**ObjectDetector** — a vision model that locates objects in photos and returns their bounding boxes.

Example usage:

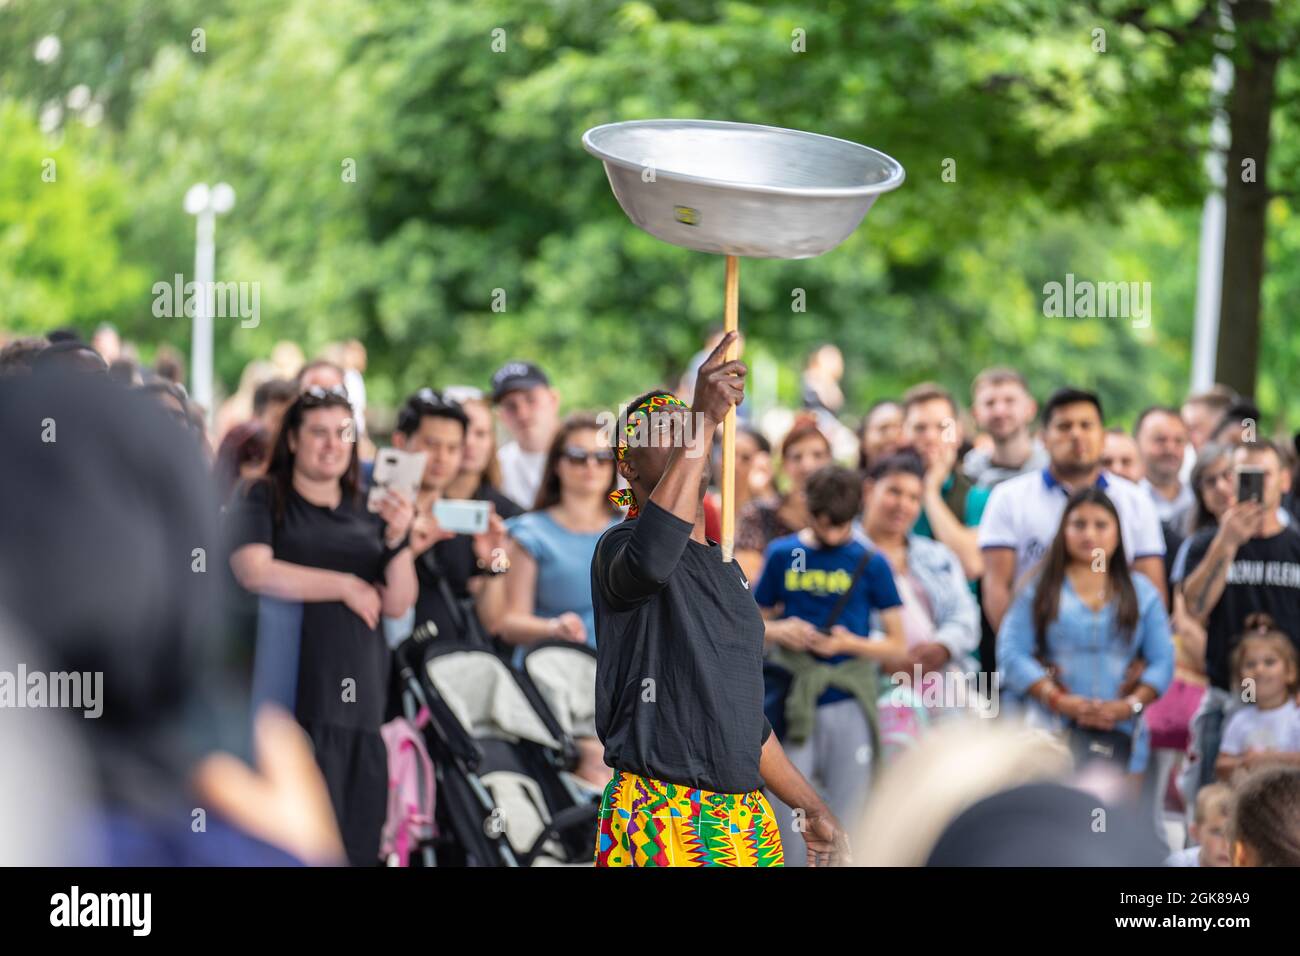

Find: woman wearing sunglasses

[227,386,417,865]
[500,414,621,649]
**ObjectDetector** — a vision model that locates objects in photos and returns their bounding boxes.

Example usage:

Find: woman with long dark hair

[443,385,522,519]
[997,486,1174,775]
[227,385,417,865]
[499,414,619,648]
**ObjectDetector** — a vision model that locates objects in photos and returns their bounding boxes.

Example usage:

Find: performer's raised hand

[690,330,746,426]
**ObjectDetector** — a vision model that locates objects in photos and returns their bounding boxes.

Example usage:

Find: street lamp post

[183,181,235,426]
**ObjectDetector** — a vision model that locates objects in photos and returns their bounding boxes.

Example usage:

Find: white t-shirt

[1164,845,1201,867]
[978,469,1166,578]
[1219,699,1300,755]
[497,441,547,511]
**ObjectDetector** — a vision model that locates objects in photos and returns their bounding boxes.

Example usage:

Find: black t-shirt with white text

[1183,524,1300,690]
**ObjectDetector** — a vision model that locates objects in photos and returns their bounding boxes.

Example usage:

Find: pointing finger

[701,331,738,369]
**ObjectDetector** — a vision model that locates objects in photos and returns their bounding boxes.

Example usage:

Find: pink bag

[379,708,437,866]
[1144,677,1206,752]
[875,687,929,763]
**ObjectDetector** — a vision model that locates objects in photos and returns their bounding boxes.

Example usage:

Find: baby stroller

[516,640,601,758]
[394,626,598,866]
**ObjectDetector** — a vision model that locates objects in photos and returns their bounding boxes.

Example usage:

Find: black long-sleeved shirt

[591,500,771,794]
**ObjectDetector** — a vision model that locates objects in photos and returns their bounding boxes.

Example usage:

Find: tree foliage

[1,0,1297,429]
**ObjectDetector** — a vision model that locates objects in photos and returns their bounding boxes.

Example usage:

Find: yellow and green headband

[609,392,690,517]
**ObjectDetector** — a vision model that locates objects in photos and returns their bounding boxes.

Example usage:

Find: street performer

[591,331,850,867]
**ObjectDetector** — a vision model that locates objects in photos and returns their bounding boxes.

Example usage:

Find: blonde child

[1165,782,1233,866]
[1215,613,1300,780]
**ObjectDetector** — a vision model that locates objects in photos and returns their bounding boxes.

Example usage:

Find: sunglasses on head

[443,385,483,405]
[562,446,615,465]
[412,387,463,412]
[302,384,350,406]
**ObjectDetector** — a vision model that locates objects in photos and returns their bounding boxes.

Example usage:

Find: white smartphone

[433,498,491,535]
[367,448,426,512]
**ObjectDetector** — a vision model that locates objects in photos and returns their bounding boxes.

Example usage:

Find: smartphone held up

[1237,465,1265,505]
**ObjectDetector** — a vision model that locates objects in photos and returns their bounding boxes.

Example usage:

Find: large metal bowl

[582,119,905,259]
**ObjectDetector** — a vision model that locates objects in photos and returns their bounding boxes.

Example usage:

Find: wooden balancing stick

[721,254,740,563]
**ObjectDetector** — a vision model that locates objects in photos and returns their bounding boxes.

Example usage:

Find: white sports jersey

[497,441,546,511]
[978,468,1165,577]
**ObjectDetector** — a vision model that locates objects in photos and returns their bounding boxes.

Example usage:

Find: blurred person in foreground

[592,333,848,867]
[1230,767,1300,866]
[854,721,1072,865]
[0,335,48,376]
[855,720,1165,866]
[924,781,1167,866]
[0,370,341,865]
[33,339,109,376]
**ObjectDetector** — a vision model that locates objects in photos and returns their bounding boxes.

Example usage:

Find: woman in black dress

[228,386,417,865]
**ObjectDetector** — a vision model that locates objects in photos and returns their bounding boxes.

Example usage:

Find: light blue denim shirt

[997,572,1174,737]
[857,530,981,670]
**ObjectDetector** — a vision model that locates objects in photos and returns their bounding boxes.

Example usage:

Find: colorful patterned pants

[594,769,784,867]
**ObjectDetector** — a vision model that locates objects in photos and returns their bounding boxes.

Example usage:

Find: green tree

[0,100,145,332]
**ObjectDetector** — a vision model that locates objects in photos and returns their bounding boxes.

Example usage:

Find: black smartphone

[1237,465,1265,504]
